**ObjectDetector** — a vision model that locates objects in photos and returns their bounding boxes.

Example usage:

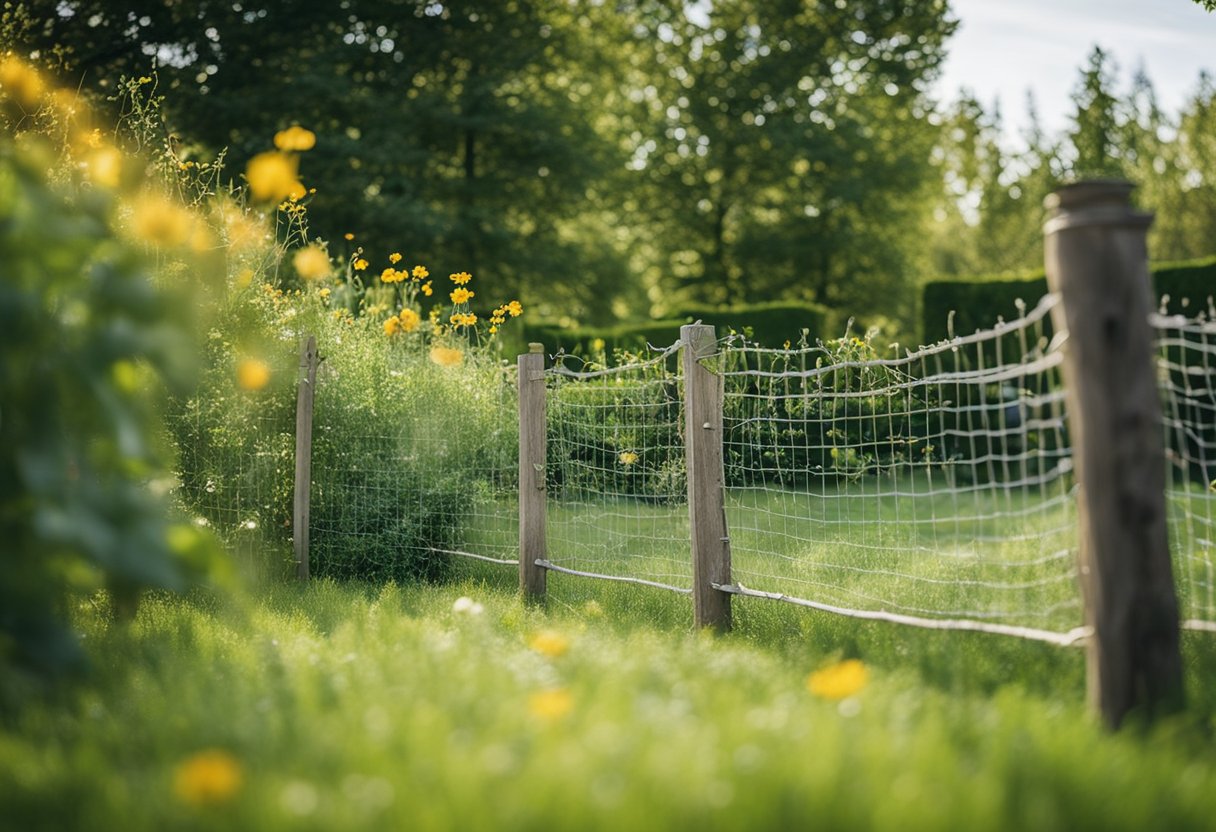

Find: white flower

[452,596,484,616]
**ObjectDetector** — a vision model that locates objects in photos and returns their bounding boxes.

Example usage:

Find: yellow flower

[319,287,331,299]
[506,300,523,317]
[618,451,639,466]
[527,630,569,658]
[0,57,46,110]
[273,125,316,152]
[292,245,331,281]
[528,688,573,722]
[412,265,429,280]
[449,312,476,327]
[172,749,243,807]
[421,282,433,297]
[398,308,421,332]
[389,252,403,264]
[236,359,271,391]
[383,317,401,335]
[449,287,474,304]
[344,232,355,241]
[489,325,498,334]
[429,346,464,367]
[245,151,302,203]
[85,145,123,188]
[353,258,368,271]
[450,271,472,285]
[806,659,868,700]
[130,193,195,248]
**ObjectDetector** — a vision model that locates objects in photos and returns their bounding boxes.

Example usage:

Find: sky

[935,0,1216,144]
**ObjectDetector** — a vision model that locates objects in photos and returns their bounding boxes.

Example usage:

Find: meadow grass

[2,564,1215,832]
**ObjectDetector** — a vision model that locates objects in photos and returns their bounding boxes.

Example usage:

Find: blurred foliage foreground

[0,60,226,680]
[0,56,527,686]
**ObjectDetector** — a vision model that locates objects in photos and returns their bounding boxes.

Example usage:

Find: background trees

[5,0,1215,338]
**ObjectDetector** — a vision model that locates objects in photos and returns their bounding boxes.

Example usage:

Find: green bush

[171,288,518,584]
[523,301,832,360]
[921,255,1216,343]
[0,126,222,678]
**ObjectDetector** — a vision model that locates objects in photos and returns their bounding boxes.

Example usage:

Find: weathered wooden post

[518,343,548,601]
[294,335,319,581]
[681,324,732,631]
[1043,180,1184,728]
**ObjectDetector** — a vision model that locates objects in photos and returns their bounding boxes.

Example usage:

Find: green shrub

[171,286,519,584]
[921,255,1216,343]
[0,91,223,678]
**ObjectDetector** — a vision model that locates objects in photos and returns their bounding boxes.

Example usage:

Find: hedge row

[521,300,832,358]
[922,255,1216,343]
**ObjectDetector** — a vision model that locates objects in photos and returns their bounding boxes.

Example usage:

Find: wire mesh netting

[544,343,692,593]
[1154,306,1216,630]
[715,294,1084,640]
[307,357,520,581]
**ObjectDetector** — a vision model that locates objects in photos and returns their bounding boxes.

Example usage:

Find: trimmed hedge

[922,255,1216,344]
[522,300,832,358]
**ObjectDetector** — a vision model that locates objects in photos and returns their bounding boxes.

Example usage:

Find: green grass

[2,569,1215,831]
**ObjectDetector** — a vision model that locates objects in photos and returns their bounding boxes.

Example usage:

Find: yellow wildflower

[236,358,271,391]
[450,271,472,285]
[292,244,331,281]
[618,451,639,466]
[344,232,355,241]
[319,287,331,299]
[0,57,46,110]
[398,308,421,333]
[506,300,523,317]
[449,312,476,327]
[85,145,123,188]
[489,325,498,334]
[389,252,403,264]
[527,630,569,658]
[353,258,368,271]
[273,125,316,152]
[383,317,401,336]
[412,265,429,280]
[429,346,464,367]
[528,689,573,722]
[806,659,868,700]
[245,151,302,203]
[450,287,474,304]
[130,192,194,248]
[421,282,433,297]
[172,749,243,807]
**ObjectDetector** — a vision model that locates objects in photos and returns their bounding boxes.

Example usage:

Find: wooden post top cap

[528,342,544,354]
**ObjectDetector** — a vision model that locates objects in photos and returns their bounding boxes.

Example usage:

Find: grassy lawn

[2,565,1215,831]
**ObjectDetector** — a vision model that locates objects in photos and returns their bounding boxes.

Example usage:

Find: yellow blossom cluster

[450,271,472,285]
[293,244,331,280]
[487,299,523,334]
[384,307,421,335]
[172,749,243,807]
[806,659,868,700]
[449,286,474,305]
[246,125,315,203]
[449,312,477,327]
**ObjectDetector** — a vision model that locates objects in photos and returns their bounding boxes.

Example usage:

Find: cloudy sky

[936,0,1216,142]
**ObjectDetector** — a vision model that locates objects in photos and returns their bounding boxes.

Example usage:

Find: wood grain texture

[294,335,318,581]
[681,324,732,632]
[518,344,548,601]
[1044,181,1183,728]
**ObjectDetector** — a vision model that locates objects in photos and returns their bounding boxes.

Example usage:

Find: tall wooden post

[294,335,319,581]
[682,324,732,631]
[1043,180,1183,728]
[518,343,548,601]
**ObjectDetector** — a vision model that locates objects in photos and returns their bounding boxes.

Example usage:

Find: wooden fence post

[1043,180,1184,728]
[682,324,732,631]
[519,343,548,601]
[294,335,319,581]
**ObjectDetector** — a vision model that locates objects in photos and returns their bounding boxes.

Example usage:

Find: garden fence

[245,181,1216,727]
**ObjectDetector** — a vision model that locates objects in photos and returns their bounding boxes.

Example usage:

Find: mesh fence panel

[1154,307,1216,629]
[717,295,1084,637]
[544,344,692,592]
